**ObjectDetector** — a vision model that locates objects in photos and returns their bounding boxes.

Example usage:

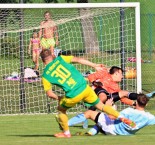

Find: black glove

[92,81,103,87]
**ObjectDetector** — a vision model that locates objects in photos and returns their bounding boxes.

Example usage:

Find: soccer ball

[125,67,136,79]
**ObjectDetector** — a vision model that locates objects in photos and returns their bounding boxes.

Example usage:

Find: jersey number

[51,64,71,84]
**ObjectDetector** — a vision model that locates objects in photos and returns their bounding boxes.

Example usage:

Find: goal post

[0,2,141,115]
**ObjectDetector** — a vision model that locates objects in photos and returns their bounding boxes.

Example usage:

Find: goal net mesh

[0,6,137,115]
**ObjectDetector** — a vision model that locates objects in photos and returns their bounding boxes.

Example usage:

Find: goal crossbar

[0,2,140,9]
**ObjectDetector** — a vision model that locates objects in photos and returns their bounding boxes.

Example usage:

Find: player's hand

[92,81,103,87]
[120,117,136,128]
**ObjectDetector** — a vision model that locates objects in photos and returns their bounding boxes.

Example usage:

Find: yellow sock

[58,113,69,131]
[102,105,120,118]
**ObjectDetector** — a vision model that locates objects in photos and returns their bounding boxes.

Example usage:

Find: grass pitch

[1,113,155,145]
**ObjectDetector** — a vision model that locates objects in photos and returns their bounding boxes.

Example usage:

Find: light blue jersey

[114,107,155,135]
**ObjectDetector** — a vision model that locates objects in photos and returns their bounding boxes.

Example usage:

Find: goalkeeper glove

[92,81,103,87]
[120,117,136,128]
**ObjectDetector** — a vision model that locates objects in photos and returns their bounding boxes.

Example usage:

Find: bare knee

[84,110,98,121]
[98,93,107,103]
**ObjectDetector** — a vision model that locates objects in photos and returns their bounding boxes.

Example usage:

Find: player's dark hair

[137,93,149,107]
[109,66,123,74]
[40,49,51,62]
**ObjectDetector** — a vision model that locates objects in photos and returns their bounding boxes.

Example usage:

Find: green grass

[1,114,155,145]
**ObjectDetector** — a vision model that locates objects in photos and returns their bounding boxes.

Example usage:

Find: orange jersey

[87,68,121,93]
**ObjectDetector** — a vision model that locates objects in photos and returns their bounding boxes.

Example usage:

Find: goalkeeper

[40,49,135,138]
[80,93,155,136]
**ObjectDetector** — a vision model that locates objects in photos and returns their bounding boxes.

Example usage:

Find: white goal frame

[0,2,141,93]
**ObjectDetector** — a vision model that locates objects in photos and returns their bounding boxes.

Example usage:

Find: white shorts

[98,113,116,135]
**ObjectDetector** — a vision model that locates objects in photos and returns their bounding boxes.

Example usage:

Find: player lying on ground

[40,49,135,138]
[81,93,155,136]
[68,66,155,128]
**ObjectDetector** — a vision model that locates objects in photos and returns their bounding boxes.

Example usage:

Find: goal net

[0,3,141,115]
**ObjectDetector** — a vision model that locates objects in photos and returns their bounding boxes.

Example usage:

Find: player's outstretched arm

[71,56,104,71]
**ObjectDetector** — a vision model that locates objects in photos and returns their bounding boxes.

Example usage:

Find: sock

[58,112,69,131]
[64,130,70,135]
[87,125,99,135]
[102,105,120,118]
[146,91,155,98]
[68,113,86,126]
[128,93,137,100]
[120,97,134,106]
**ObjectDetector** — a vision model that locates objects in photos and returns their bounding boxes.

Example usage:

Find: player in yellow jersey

[40,49,135,138]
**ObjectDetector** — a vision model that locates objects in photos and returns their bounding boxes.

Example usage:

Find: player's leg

[68,113,87,127]
[110,91,135,106]
[94,87,108,103]
[87,113,116,136]
[54,105,71,138]
[68,86,102,127]
[88,87,110,111]
[56,91,89,137]
[68,85,99,128]
[146,91,155,98]
[69,87,112,128]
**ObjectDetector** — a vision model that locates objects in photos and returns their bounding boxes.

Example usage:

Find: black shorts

[94,87,120,102]
[94,87,110,98]
[94,112,101,123]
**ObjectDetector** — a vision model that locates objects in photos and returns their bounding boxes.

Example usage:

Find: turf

[0,114,155,145]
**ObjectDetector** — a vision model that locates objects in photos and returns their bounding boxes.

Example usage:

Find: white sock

[64,130,70,135]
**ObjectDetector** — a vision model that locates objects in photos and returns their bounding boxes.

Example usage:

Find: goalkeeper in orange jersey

[40,49,135,138]
[87,66,137,108]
